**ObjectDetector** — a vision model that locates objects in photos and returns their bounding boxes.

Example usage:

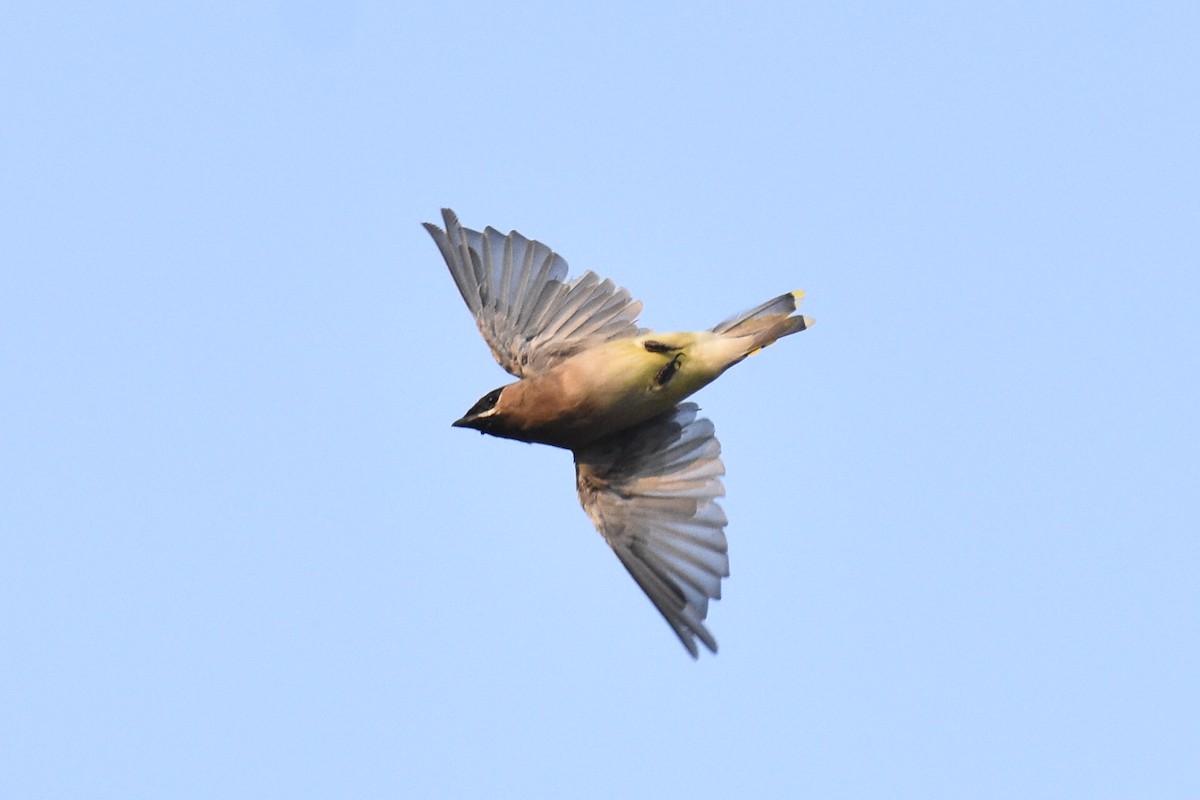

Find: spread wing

[574,403,729,657]
[424,208,644,378]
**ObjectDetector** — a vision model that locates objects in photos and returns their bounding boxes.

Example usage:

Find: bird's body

[460,326,792,448]
[425,209,813,656]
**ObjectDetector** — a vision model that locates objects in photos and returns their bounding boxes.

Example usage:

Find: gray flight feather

[424,209,644,378]
[574,403,729,657]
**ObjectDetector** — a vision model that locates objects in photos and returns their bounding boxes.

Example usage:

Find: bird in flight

[425,209,814,656]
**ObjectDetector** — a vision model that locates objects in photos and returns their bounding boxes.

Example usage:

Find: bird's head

[452,386,509,436]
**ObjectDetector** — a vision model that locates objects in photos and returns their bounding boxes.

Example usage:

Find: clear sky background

[4,2,1198,798]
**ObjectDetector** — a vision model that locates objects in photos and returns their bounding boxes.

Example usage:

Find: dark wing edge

[574,403,729,658]
[423,208,643,377]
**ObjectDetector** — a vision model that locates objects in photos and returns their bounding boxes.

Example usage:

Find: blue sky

[4,1,1198,797]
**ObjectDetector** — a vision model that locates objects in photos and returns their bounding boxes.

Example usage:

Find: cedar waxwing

[425,209,813,657]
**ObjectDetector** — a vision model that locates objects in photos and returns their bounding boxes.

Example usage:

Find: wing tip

[695,625,718,656]
[669,613,718,659]
[423,208,462,239]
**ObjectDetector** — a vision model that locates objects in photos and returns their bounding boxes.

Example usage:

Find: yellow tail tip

[790,290,806,306]
[802,315,815,328]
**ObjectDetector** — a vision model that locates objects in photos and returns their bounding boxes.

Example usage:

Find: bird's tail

[710,290,813,359]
